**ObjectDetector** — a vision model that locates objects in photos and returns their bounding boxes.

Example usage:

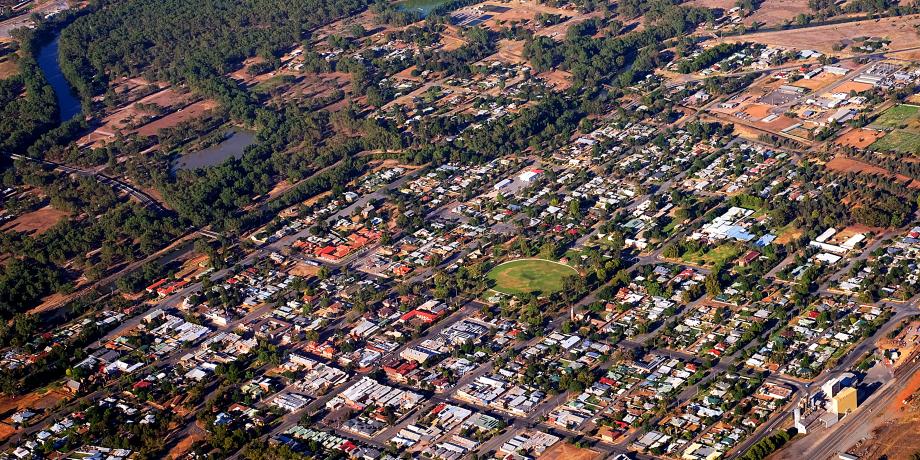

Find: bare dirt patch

[0,58,17,79]
[826,156,920,188]
[737,103,772,119]
[289,262,322,278]
[775,226,803,245]
[166,424,205,459]
[793,72,842,90]
[835,81,875,94]
[743,0,811,26]
[440,33,466,52]
[835,128,886,149]
[2,206,68,236]
[135,100,219,137]
[714,15,920,54]
[540,442,602,460]
[495,39,526,64]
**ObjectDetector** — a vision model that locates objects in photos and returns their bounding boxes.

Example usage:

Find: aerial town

[0,0,919,459]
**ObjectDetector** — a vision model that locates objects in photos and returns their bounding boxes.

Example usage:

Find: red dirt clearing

[826,156,920,188]
[1,206,69,236]
[836,128,886,149]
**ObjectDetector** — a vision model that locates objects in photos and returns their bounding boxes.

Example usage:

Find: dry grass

[0,58,17,79]
[744,0,811,26]
[713,15,920,54]
[289,262,322,278]
[1,206,69,236]
[540,442,602,460]
[135,100,219,137]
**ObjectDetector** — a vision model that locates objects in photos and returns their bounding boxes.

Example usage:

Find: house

[737,250,761,267]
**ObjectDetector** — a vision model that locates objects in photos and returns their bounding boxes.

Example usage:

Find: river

[172,130,256,172]
[35,35,81,122]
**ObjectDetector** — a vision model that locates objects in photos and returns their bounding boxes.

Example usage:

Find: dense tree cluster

[58,0,370,104]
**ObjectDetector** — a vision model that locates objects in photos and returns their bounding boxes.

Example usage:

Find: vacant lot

[2,206,69,236]
[135,99,219,137]
[0,58,16,79]
[541,442,601,460]
[714,15,920,54]
[487,258,577,295]
[681,243,743,267]
[743,0,811,26]
[835,128,885,149]
[826,156,920,188]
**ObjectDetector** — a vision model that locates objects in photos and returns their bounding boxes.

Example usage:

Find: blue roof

[755,234,776,247]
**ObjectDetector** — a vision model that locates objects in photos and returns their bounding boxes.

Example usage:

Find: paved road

[10,154,166,212]
[731,296,920,458]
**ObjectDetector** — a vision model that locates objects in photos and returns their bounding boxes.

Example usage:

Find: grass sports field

[487,259,578,295]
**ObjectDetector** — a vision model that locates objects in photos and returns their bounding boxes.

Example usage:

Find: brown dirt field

[685,0,734,8]
[738,103,772,119]
[495,39,526,64]
[848,369,920,460]
[775,227,802,245]
[440,34,466,52]
[540,442,601,460]
[540,70,572,89]
[0,59,17,79]
[229,56,267,85]
[135,100,218,137]
[289,262,322,278]
[1,206,68,236]
[0,388,68,416]
[265,180,294,200]
[285,72,351,102]
[714,15,920,54]
[835,81,875,94]
[176,255,209,279]
[758,114,799,131]
[826,156,920,188]
[166,426,205,459]
[139,87,191,108]
[840,223,883,236]
[0,423,15,442]
[743,0,811,26]
[793,72,842,90]
[835,128,886,149]
[731,123,764,141]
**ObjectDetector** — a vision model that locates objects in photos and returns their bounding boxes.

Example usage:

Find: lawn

[680,243,743,267]
[870,129,920,154]
[487,259,578,295]
[870,104,920,129]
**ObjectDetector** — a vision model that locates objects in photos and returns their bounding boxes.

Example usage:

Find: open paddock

[825,156,920,188]
[712,15,920,54]
[1,206,69,236]
[835,128,886,149]
[870,129,920,155]
[135,99,219,137]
